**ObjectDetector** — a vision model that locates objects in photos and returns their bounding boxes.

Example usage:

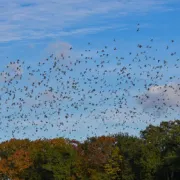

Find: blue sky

[0,0,180,142]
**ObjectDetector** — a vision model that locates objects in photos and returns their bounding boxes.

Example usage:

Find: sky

[0,0,180,142]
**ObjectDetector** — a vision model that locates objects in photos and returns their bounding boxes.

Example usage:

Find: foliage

[0,120,179,180]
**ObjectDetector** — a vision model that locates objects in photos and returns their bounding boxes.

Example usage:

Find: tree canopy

[0,120,179,180]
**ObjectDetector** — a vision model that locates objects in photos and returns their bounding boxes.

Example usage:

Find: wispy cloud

[0,0,177,42]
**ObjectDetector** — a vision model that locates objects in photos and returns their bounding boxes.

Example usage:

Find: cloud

[0,0,177,42]
[0,61,23,82]
[136,83,180,112]
[46,41,72,59]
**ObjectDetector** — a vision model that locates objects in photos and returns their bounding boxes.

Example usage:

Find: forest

[0,120,179,180]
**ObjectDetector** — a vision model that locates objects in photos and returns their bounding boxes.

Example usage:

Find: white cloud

[0,0,177,42]
[137,82,180,111]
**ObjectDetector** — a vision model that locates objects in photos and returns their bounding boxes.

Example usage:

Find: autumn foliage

[0,120,179,180]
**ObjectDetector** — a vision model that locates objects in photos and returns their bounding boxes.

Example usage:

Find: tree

[30,138,78,180]
[78,136,116,179]
[115,133,142,180]
[141,120,180,180]
[104,146,123,180]
[0,139,32,180]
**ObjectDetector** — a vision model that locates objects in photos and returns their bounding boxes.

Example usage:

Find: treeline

[0,120,179,180]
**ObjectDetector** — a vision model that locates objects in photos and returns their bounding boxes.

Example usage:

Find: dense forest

[0,120,179,180]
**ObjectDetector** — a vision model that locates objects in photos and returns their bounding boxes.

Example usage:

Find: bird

[0,25,179,143]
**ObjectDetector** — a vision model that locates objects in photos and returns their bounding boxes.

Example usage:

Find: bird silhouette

[0,25,179,141]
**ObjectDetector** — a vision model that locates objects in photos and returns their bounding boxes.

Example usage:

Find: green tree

[104,146,123,180]
[141,120,180,180]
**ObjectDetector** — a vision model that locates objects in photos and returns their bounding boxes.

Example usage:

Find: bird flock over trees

[0,24,179,141]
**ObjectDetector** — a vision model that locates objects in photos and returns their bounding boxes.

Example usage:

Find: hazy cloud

[46,41,72,59]
[0,61,23,82]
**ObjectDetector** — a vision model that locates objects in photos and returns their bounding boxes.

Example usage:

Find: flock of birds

[0,24,180,141]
